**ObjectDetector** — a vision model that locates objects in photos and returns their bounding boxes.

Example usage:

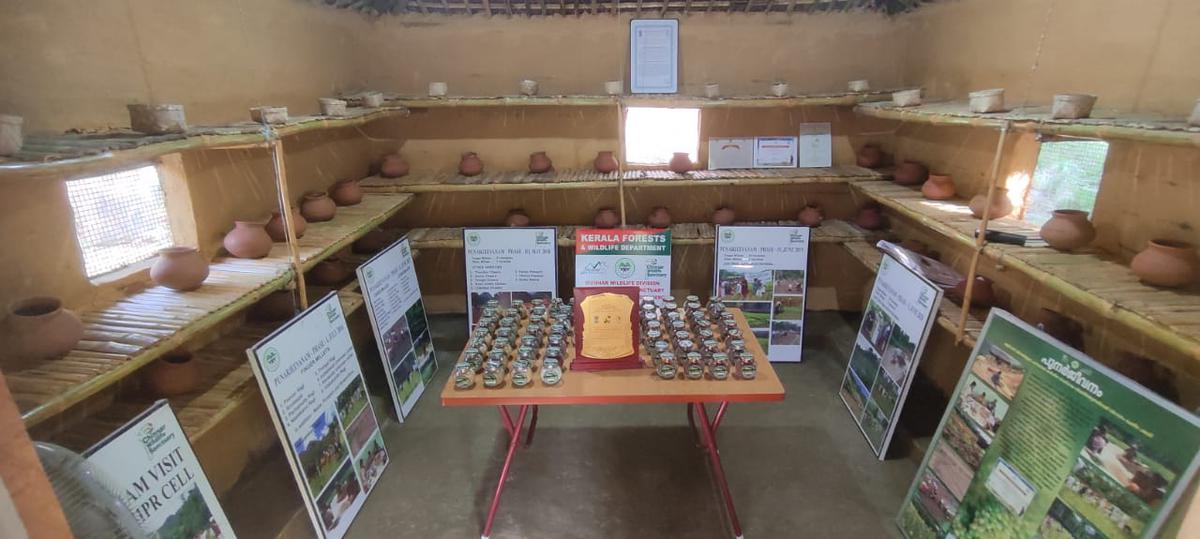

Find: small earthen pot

[712,207,736,226]
[968,187,1014,219]
[3,297,84,360]
[301,191,337,222]
[143,351,200,397]
[893,161,929,186]
[529,151,553,174]
[921,174,957,200]
[309,257,352,286]
[1130,239,1200,288]
[352,228,390,254]
[265,209,307,242]
[950,276,996,308]
[251,291,298,322]
[594,208,620,229]
[647,206,672,228]
[1033,308,1084,351]
[329,179,363,206]
[150,247,209,291]
[380,154,410,178]
[855,204,885,231]
[856,144,885,169]
[798,204,824,227]
[1039,209,1095,251]
[594,151,619,173]
[506,209,531,227]
[668,152,693,174]
[459,152,484,176]
[223,221,273,259]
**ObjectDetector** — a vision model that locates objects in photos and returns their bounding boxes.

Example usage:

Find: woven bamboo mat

[624,166,881,184]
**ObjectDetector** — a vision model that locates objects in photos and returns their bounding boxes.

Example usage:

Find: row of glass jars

[454,298,573,390]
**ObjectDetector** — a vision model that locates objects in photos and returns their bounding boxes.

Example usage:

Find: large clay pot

[251,291,297,322]
[921,174,957,200]
[668,152,693,173]
[1039,209,1095,251]
[265,209,307,242]
[594,151,619,173]
[855,205,885,231]
[1130,240,1200,288]
[893,161,929,186]
[459,152,484,177]
[143,351,200,396]
[856,144,885,169]
[301,191,337,222]
[380,154,410,178]
[150,247,209,291]
[647,206,672,228]
[968,187,1014,219]
[798,204,824,227]
[353,228,390,253]
[712,207,736,226]
[950,276,995,308]
[329,179,363,206]
[309,257,352,286]
[223,221,273,259]
[594,208,620,229]
[529,152,553,174]
[4,297,84,360]
[1033,308,1084,351]
[506,209,531,227]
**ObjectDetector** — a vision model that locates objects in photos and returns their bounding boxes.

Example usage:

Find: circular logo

[467,232,481,246]
[615,257,636,278]
[264,348,281,372]
[722,229,734,241]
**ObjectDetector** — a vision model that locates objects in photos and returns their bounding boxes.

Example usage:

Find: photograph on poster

[847,335,882,395]
[717,268,773,301]
[316,462,363,532]
[412,332,434,368]
[929,442,974,502]
[773,269,806,294]
[942,411,987,470]
[513,291,554,303]
[383,317,413,371]
[1040,498,1107,539]
[344,405,380,456]
[294,409,351,498]
[772,295,804,320]
[336,379,369,426]
[956,374,1011,440]
[869,372,901,417]
[880,322,918,383]
[769,320,803,345]
[393,352,422,406]
[860,301,895,353]
[841,373,866,419]
[355,432,388,494]
[915,469,960,529]
[157,486,223,539]
[860,401,890,449]
[970,346,1026,401]
[404,301,428,343]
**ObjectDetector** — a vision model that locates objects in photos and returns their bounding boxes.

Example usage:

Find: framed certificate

[753,136,798,168]
[630,19,679,94]
[572,287,643,370]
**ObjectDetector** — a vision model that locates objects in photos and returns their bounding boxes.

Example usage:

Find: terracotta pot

[950,276,995,308]
[1039,209,1095,251]
[353,228,390,253]
[529,151,553,174]
[150,247,209,291]
[329,179,363,207]
[668,152,693,174]
[251,291,297,322]
[143,352,200,396]
[798,204,824,227]
[223,221,273,259]
[712,207,736,226]
[647,206,672,228]
[1130,240,1200,288]
[968,187,1014,219]
[921,174,957,200]
[459,152,484,177]
[309,257,352,286]
[1033,308,1084,351]
[505,209,531,227]
[893,161,929,186]
[594,151,619,173]
[855,205,885,231]
[380,154,410,178]
[265,209,307,242]
[4,297,84,360]
[856,144,885,169]
[301,191,337,222]
[594,208,620,229]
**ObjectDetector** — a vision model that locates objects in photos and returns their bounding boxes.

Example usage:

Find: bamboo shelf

[382,88,907,109]
[854,101,1200,147]
[288,193,415,270]
[621,166,882,186]
[850,181,1200,372]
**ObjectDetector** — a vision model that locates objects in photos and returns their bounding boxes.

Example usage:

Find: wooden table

[442,309,785,539]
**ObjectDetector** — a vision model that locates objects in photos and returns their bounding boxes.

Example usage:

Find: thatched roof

[315,0,931,16]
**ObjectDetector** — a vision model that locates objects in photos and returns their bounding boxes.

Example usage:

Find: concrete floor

[233,311,921,538]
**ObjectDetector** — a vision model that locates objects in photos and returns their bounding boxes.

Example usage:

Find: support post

[955,121,1009,343]
[268,135,309,309]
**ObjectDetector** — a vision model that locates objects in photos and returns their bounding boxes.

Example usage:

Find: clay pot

[529,151,553,174]
[380,154,410,178]
[968,187,1014,219]
[647,206,672,228]
[251,291,297,322]
[301,191,337,222]
[1033,308,1084,351]
[1051,94,1097,120]
[950,276,996,308]
[329,179,363,207]
[594,208,620,229]
[3,297,84,360]
[1130,240,1200,288]
[150,247,209,291]
[893,161,929,186]
[856,144,885,169]
[712,207,736,226]
[855,205,885,231]
[668,152,693,173]
[459,152,484,177]
[798,204,824,227]
[143,352,200,397]
[223,221,273,259]
[594,151,619,173]
[505,209,531,227]
[309,257,352,286]
[265,209,307,242]
[921,174,957,200]
[1039,209,1095,251]
[0,114,24,156]
[353,228,390,253]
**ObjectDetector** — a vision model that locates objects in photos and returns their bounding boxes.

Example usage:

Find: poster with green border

[897,309,1200,539]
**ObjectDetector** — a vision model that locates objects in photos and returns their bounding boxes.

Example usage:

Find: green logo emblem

[722,229,734,241]
[467,232,481,246]
[264,347,281,372]
[615,257,636,278]
[365,267,375,282]
[325,303,338,322]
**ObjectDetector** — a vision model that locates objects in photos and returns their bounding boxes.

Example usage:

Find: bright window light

[67,165,174,278]
[624,107,700,165]
[1022,140,1109,226]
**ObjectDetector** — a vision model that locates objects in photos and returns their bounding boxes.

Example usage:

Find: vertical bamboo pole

[616,100,627,226]
[269,136,309,309]
[955,121,1009,344]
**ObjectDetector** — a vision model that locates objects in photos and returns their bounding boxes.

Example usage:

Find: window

[624,107,700,165]
[67,165,174,278]
[1022,140,1109,226]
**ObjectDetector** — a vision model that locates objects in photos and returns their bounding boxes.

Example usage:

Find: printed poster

[575,228,672,297]
[753,136,798,168]
[838,252,942,458]
[897,310,1200,539]
[712,225,809,362]
[629,19,678,94]
[357,236,435,421]
[463,227,558,328]
[86,400,235,539]
[247,293,389,539]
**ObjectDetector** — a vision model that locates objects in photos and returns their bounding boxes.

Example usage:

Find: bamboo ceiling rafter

[315,0,931,15]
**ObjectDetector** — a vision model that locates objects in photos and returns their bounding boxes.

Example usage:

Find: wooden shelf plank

[382,88,910,110]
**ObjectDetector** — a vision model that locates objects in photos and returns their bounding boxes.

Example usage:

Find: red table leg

[482,405,528,539]
[498,406,515,438]
[694,402,744,539]
[525,405,539,447]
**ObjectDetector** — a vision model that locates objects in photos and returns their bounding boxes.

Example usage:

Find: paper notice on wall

[797,123,832,168]
[464,227,559,328]
[575,228,672,297]
[629,19,678,94]
[753,137,798,168]
[708,138,755,169]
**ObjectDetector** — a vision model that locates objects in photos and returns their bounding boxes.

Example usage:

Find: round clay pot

[529,152,553,174]
[506,209,531,227]
[668,152,693,174]
[301,191,337,222]
[223,221,273,259]
[1033,308,1084,351]
[950,276,995,308]
[712,207,736,226]
[594,208,620,229]
[798,204,824,227]
[380,154,410,178]
[968,187,1014,219]
[459,152,484,177]
[1039,209,1095,251]
[150,247,209,291]
[352,228,390,254]
[309,257,352,286]
[143,351,200,397]
[3,297,84,360]
[856,144,885,169]
[594,151,619,173]
[855,205,885,231]
[647,206,672,228]
[329,179,363,207]
[1130,239,1200,288]
[265,209,307,242]
[251,291,297,322]
[893,161,929,186]
[921,174,957,200]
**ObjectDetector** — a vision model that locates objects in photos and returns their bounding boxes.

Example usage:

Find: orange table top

[441,308,786,406]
